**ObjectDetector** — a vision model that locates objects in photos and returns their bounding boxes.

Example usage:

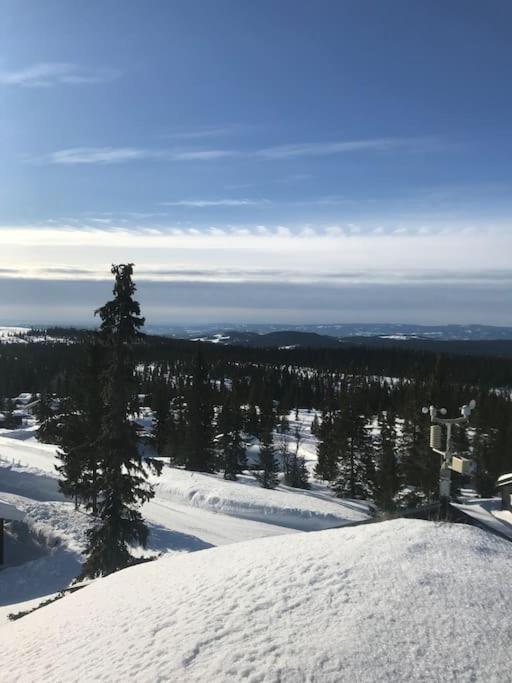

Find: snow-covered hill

[2,519,511,682]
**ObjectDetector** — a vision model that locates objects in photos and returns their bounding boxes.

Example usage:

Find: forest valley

[1,265,511,579]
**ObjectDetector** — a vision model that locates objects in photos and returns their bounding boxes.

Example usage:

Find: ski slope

[2,519,511,682]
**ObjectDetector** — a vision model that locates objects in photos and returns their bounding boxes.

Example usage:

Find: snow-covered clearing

[2,519,511,682]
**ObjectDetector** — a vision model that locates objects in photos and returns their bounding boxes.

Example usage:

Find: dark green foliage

[152,381,172,458]
[217,393,246,480]
[315,411,340,481]
[374,411,399,512]
[55,342,104,514]
[255,400,279,489]
[182,352,216,472]
[81,264,160,579]
[284,422,310,489]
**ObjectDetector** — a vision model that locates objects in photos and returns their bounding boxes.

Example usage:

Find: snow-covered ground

[0,413,370,614]
[2,518,511,682]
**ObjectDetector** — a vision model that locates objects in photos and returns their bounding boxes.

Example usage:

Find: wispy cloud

[168,149,237,161]
[47,147,146,164]
[40,146,236,165]
[165,125,245,140]
[0,62,120,87]
[160,199,268,207]
[254,138,415,160]
[37,136,432,165]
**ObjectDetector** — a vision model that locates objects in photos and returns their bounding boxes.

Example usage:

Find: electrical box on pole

[430,425,442,450]
[450,456,473,476]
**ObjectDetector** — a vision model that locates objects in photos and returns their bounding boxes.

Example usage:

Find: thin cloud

[48,147,147,164]
[254,137,414,160]
[165,125,245,140]
[0,62,120,87]
[168,149,237,161]
[160,199,269,207]
[37,136,432,165]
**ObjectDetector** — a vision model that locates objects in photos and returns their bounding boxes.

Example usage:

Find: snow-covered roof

[2,519,512,681]
[497,473,512,487]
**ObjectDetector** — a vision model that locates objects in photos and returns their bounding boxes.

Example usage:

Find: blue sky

[1,0,512,325]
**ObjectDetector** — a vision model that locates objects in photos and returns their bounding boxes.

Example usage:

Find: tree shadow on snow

[0,466,64,502]
[145,522,214,555]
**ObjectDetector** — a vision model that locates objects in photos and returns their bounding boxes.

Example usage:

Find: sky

[1,0,512,326]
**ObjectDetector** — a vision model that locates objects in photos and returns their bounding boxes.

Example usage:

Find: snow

[0,498,26,521]
[0,418,369,613]
[154,469,369,530]
[2,519,511,682]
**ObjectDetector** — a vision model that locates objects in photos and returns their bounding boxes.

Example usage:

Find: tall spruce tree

[183,352,215,472]
[255,401,279,489]
[374,411,399,512]
[315,411,341,481]
[81,264,160,578]
[217,393,246,480]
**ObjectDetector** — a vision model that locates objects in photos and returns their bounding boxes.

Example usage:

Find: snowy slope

[2,519,511,682]
[0,424,369,611]
[155,469,369,530]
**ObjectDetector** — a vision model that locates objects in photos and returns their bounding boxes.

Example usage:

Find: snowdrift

[155,468,370,530]
[3,519,511,682]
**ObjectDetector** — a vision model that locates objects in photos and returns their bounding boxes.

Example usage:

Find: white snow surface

[155,469,369,530]
[2,518,511,682]
[0,418,369,612]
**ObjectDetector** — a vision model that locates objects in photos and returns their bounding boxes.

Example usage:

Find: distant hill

[149,322,512,342]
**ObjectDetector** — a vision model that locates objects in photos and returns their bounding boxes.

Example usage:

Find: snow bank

[2,519,511,682]
[155,468,370,530]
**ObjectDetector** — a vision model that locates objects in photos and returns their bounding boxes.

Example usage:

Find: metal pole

[423,401,476,521]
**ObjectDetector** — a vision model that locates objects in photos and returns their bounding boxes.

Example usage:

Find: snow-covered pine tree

[81,264,161,578]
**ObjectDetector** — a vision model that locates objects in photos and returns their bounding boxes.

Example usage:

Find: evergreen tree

[183,352,216,472]
[152,380,172,458]
[284,422,310,489]
[255,401,279,489]
[315,411,340,481]
[332,402,375,500]
[217,393,246,480]
[35,390,53,423]
[374,411,399,512]
[81,264,161,578]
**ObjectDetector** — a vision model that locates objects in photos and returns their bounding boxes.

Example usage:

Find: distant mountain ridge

[148,322,512,342]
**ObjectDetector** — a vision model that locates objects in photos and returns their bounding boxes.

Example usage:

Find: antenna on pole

[421,400,476,519]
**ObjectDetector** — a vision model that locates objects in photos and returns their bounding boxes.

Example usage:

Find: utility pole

[422,400,476,519]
